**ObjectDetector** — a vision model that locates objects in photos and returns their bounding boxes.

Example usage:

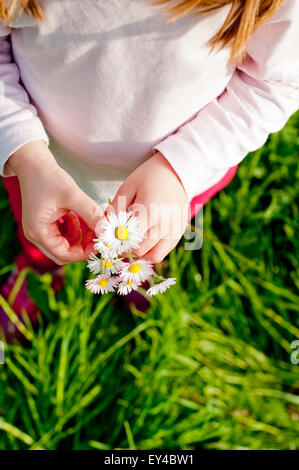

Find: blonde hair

[151,0,284,60]
[0,0,43,23]
[1,0,284,60]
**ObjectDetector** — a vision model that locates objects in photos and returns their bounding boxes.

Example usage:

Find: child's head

[1,0,284,60]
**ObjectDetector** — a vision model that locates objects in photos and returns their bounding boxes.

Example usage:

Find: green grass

[0,113,299,450]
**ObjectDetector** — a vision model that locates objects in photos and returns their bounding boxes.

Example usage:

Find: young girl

[0,0,298,322]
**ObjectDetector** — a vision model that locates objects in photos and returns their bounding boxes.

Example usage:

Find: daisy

[85,275,119,295]
[87,253,102,274]
[146,278,176,296]
[119,259,154,285]
[93,238,117,259]
[103,258,125,276]
[118,280,138,296]
[100,211,143,256]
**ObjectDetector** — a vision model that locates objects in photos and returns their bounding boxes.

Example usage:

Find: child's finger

[94,216,107,237]
[69,191,104,231]
[81,228,96,249]
[133,236,156,258]
[58,212,82,246]
[83,241,96,258]
[142,236,180,264]
[32,240,66,266]
[35,222,88,265]
[34,238,85,265]
[129,197,161,236]
[133,224,166,258]
[109,180,136,214]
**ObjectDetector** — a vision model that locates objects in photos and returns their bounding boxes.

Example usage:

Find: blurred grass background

[0,113,298,450]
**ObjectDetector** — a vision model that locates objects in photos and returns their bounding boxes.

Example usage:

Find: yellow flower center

[98,278,109,287]
[105,243,111,248]
[129,264,141,274]
[115,225,128,241]
[126,280,134,286]
[104,260,114,268]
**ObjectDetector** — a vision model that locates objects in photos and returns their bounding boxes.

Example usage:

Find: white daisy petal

[103,258,125,276]
[146,278,176,296]
[100,211,143,256]
[119,259,154,285]
[117,280,138,296]
[85,275,119,295]
[118,211,127,226]
[87,253,102,274]
[93,238,117,259]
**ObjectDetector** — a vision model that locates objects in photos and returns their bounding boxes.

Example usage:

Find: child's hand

[108,152,189,263]
[8,141,103,265]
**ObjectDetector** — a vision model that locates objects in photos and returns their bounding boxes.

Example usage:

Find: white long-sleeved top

[0,0,299,204]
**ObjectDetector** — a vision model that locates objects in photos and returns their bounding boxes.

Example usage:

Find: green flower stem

[100,257,105,274]
[152,272,164,282]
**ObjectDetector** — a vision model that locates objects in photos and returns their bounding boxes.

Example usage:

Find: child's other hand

[8,141,103,265]
[108,152,189,263]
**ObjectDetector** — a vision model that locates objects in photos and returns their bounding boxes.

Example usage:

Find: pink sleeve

[0,24,49,176]
[153,0,299,201]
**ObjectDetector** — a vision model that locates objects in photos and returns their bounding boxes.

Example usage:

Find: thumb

[69,189,104,232]
[109,180,136,215]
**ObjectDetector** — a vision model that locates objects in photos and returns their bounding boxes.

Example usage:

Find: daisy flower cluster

[85,211,176,297]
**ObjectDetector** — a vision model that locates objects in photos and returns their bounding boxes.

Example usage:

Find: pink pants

[2,166,238,270]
